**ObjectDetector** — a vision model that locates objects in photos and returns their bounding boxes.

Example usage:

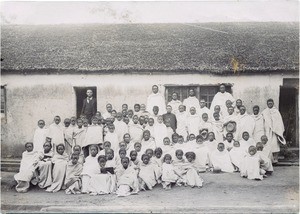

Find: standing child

[47,116,64,154]
[36,141,54,189]
[211,112,224,143]
[229,141,246,171]
[161,137,174,159]
[199,113,212,133]
[33,120,47,152]
[223,132,234,151]
[209,143,234,173]
[194,135,210,172]
[172,149,188,186]
[134,142,143,161]
[163,105,177,132]
[72,145,84,164]
[187,107,201,136]
[81,145,99,194]
[252,105,265,143]
[63,118,74,155]
[46,144,69,192]
[239,131,256,152]
[141,130,156,153]
[99,141,111,156]
[104,124,119,153]
[73,118,86,149]
[144,117,155,138]
[161,154,179,190]
[138,154,158,191]
[256,142,273,175]
[204,132,218,154]
[63,154,83,194]
[176,105,188,141]
[128,115,144,143]
[129,150,140,167]
[14,142,40,193]
[153,115,168,148]
[114,112,129,143]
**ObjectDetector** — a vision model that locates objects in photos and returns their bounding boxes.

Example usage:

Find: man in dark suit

[81,89,97,124]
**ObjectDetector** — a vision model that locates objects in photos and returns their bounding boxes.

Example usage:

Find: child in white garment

[33,120,47,152]
[209,143,234,173]
[229,141,246,172]
[161,154,179,190]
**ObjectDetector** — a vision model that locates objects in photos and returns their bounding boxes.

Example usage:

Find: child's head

[200,99,206,108]
[248,146,257,156]
[141,154,150,165]
[163,137,171,145]
[98,155,107,168]
[261,135,268,145]
[123,133,131,143]
[54,116,61,124]
[242,132,249,141]
[130,150,138,161]
[56,143,65,155]
[148,118,154,126]
[152,85,159,94]
[157,115,163,124]
[37,120,45,129]
[267,99,274,109]
[70,117,77,126]
[108,124,115,133]
[178,135,184,144]
[122,104,128,111]
[217,143,225,152]
[145,148,154,159]
[154,147,163,159]
[226,133,234,142]
[163,154,172,164]
[103,141,111,150]
[121,157,130,169]
[213,112,220,121]
[165,121,171,128]
[256,142,264,151]
[73,145,81,154]
[90,144,99,157]
[122,109,128,117]
[172,92,178,100]
[239,105,246,115]
[25,142,34,152]
[153,106,159,115]
[196,135,203,144]
[208,132,215,141]
[189,89,195,97]
[225,100,232,108]
[43,142,52,153]
[189,134,196,141]
[233,141,240,147]
[189,107,196,115]
[132,115,139,124]
[202,113,208,122]
[227,106,234,115]
[172,133,179,143]
[77,118,83,127]
[166,105,172,113]
[127,110,134,118]
[111,110,117,118]
[140,104,146,112]
[106,103,113,113]
[119,141,127,150]
[91,116,98,125]
[105,149,114,160]
[214,105,221,113]
[83,119,89,127]
[95,111,101,117]
[119,148,127,159]
[134,104,140,112]
[236,99,243,108]
[179,105,185,113]
[219,84,226,93]
[253,105,260,115]
[185,152,196,163]
[116,112,123,121]
[139,116,145,125]
[71,154,79,165]
[144,115,149,124]
[123,116,130,125]
[175,149,184,160]
[143,130,151,141]
[64,118,71,127]
[134,142,141,152]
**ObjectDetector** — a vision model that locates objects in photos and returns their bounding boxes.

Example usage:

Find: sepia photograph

[1,1,299,213]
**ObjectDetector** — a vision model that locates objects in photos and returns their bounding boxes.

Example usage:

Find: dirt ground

[1,166,299,213]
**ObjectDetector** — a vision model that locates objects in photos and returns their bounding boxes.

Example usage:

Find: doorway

[279,78,299,147]
[74,87,97,118]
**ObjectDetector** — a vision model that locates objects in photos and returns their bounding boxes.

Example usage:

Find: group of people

[14,84,286,196]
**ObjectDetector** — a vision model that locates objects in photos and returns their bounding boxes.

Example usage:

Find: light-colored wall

[1,72,297,158]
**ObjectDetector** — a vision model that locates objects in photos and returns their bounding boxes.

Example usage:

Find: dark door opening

[279,79,299,147]
[74,87,97,118]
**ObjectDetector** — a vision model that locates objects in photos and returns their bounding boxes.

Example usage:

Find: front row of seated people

[14,130,273,196]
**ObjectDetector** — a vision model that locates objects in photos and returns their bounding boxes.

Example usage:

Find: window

[1,85,6,119]
[74,87,97,118]
[165,84,232,109]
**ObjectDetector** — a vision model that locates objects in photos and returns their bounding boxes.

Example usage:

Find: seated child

[129,150,140,167]
[161,154,179,190]
[36,141,54,189]
[63,153,83,194]
[239,132,256,152]
[194,135,210,172]
[46,144,69,193]
[153,115,168,148]
[240,146,265,180]
[14,142,40,193]
[161,137,174,159]
[141,130,156,153]
[133,142,143,161]
[81,145,100,194]
[116,148,128,169]
[209,143,234,173]
[104,124,119,153]
[229,141,246,171]
[138,154,158,191]
[145,148,154,163]
[128,115,144,143]
[256,142,273,175]
[204,132,218,154]
[223,132,234,151]
[261,135,273,161]
[33,119,47,152]
[105,148,117,169]
[184,152,204,188]
[115,157,139,197]
[89,155,117,195]
[172,149,189,186]
[72,145,84,164]
[82,117,103,157]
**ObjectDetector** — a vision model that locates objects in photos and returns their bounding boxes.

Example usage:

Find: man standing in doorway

[81,89,97,124]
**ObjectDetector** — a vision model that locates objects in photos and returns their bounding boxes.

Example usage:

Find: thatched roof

[1,23,299,74]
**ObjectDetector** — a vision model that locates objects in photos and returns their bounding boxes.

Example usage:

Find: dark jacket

[81,97,97,116]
